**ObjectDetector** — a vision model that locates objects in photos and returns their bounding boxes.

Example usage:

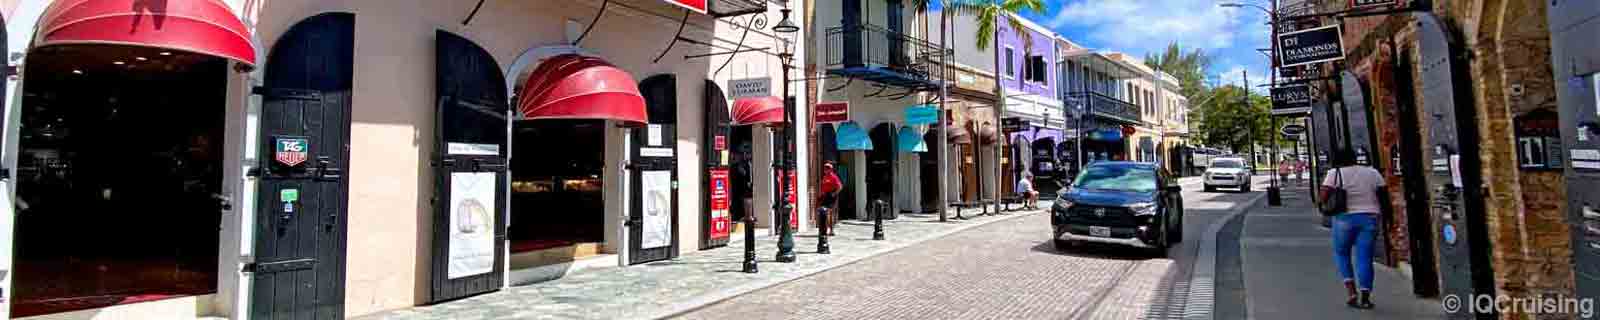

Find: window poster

[448,172,496,279]
[641,170,673,249]
[709,169,732,241]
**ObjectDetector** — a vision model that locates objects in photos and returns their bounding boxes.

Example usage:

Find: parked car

[1051,162,1184,256]
[1203,157,1253,192]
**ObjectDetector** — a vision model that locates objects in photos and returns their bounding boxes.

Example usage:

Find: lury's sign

[1277,24,1345,68]
[1271,85,1313,116]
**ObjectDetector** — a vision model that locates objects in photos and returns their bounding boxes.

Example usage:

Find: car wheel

[1204,185,1216,192]
[1241,183,1251,192]
[1054,239,1072,251]
[1171,212,1185,243]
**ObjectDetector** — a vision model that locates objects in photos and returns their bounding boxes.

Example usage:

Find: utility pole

[937,9,949,222]
[1265,0,1283,206]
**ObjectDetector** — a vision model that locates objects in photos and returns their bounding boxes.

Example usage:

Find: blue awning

[1088,128,1124,142]
[897,127,928,152]
[836,121,873,151]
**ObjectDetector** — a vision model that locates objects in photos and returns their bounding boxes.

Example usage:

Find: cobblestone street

[673,177,1267,320]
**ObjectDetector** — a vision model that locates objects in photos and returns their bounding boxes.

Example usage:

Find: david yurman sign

[729,77,771,99]
[1277,24,1345,68]
[1271,85,1313,116]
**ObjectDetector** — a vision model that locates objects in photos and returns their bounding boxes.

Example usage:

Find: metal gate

[428,30,509,303]
[1416,12,1495,319]
[702,81,732,249]
[249,12,354,320]
[629,75,678,265]
[1547,0,1600,303]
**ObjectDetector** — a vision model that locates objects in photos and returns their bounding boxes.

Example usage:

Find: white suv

[1203,157,1252,192]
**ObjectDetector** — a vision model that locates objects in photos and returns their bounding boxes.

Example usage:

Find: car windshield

[1072,166,1158,192]
[1211,159,1244,168]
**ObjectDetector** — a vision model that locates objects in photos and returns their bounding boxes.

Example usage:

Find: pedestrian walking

[1316,149,1387,310]
[819,162,843,236]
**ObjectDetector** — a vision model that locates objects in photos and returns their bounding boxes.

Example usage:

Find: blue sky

[934,0,1274,92]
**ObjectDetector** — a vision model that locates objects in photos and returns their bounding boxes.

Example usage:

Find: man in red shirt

[819,162,843,235]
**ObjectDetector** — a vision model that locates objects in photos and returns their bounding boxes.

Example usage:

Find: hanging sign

[1350,0,1398,10]
[274,136,310,167]
[661,0,707,14]
[816,101,850,123]
[708,169,732,241]
[905,105,940,125]
[729,77,771,99]
[1278,24,1346,68]
[1282,124,1308,135]
[1272,85,1314,116]
[1001,117,1029,132]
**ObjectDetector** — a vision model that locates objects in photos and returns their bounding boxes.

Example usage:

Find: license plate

[1089,226,1111,237]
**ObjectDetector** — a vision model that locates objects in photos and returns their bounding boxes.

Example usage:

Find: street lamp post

[773,6,799,264]
[1221,0,1282,205]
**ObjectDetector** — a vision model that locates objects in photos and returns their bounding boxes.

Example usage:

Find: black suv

[1050,162,1184,256]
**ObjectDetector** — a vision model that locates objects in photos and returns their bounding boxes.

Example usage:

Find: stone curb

[1184,189,1267,320]
[645,209,1047,320]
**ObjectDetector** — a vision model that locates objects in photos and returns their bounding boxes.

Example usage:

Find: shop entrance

[866,124,896,218]
[249,13,354,320]
[628,75,679,265]
[430,30,508,303]
[509,119,606,266]
[10,44,227,318]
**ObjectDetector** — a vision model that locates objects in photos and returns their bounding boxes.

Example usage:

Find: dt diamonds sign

[1277,25,1345,68]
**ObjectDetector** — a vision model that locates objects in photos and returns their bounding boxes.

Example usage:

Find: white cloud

[1046,0,1267,56]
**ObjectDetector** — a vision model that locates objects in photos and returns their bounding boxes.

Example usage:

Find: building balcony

[825,23,943,90]
[1065,91,1140,125]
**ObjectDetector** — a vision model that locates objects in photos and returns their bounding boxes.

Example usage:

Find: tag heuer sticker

[275,137,310,167]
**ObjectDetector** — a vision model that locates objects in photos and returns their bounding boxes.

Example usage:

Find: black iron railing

[825,23,941,80]
[1066,91,1141,125]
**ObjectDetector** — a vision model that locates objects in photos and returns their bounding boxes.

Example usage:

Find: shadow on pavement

[1028,241,1162,261]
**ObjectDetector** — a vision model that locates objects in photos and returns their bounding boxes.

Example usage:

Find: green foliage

[1189,85,1279,152]
[1143,42,1212,101]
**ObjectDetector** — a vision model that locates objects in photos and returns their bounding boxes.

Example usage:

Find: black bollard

[741,212,758,273]
[872,199,887,240]
[817,207,831,254]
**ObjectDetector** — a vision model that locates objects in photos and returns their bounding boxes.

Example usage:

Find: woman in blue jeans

[1318,149,1388,309]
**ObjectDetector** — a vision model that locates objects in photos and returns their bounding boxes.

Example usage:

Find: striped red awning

[36,0,256,65]
[517,54,647,124]
[731,96,784,126]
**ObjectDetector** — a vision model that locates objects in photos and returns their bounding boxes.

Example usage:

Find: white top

[1016,178,1034,194]
[1322,166,1386,214]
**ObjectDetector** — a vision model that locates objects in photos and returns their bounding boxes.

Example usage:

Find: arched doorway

[918,128,940,212]
[866,123,896,218]
[428,30,509,303]
[1031,137,1059,195]
[702,81,732,249]
[630,74,678,264]
[249,12,355,319]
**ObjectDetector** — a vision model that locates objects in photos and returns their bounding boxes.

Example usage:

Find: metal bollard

[817,206,832,254]
[872,199,887,240]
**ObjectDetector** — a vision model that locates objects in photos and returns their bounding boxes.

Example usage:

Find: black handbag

[1319,168,1348,217]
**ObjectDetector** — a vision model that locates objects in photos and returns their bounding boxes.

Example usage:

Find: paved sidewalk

[360,206,1046,320]
[1240,188,1442,319]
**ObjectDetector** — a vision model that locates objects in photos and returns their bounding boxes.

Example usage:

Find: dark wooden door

[630,75,678,265]
[702,81,731,249]
[1393,45,1439,297]
[428,30,509,303]
[1547,0,1600,303]
[867,123,896,217]
[1416,12,1495,319]
[250,12,353,320]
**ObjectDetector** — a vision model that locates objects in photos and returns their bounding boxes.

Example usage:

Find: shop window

[1004,46,1015,78]
[12,45,227,317]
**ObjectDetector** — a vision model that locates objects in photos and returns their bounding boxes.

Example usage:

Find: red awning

[36,0,257,65]
[518,54,647,124]
[731,96,784,126]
